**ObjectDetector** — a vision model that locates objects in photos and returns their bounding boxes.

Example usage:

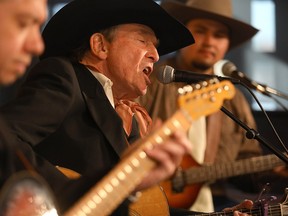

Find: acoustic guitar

[62,79,235,216]
[161,153,286,209]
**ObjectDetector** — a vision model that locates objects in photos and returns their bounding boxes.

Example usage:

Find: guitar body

[161,154,202,209]
[129,186,170,216]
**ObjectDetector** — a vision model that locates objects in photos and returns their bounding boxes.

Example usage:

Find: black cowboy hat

[41,0,195,59]
[161,0,259,49]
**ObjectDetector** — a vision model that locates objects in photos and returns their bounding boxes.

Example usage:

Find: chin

[0,69,17,86]
[0,76,17,86]
[141,88,147,96]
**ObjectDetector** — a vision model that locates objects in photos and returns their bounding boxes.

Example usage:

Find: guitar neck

[185,154,285,185]
[64,110,192,216]
[195,203,287,216]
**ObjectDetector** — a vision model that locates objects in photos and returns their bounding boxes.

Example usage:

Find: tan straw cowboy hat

[41,0,195,59]
[161,0,259,49]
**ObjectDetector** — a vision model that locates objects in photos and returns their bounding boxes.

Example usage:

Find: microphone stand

[220,106,288,165]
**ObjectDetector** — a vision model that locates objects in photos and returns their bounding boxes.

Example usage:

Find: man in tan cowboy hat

[137,0,264,212]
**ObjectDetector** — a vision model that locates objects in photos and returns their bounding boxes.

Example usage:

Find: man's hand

[136,129,192,191]
[274,165,288,177]
[223,199,254,216]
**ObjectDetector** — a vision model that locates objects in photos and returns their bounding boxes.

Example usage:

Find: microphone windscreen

[156,65,175,84]
[222,61,237,76]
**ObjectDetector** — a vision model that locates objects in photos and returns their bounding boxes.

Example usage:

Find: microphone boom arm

[220,106,288,165]
[264,85,288,100]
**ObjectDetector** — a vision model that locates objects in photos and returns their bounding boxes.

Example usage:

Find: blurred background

[1,0,287,152]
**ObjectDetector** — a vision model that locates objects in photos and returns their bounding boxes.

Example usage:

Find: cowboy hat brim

[40,0,195,59]
[161,0,259,49]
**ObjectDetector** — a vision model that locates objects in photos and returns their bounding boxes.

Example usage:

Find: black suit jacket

[1,57,136,174]
[1,57,139,214]
[0,114,70,188]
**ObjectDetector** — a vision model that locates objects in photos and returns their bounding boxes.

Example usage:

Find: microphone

[218,60,288,100]
[156,65,225,84]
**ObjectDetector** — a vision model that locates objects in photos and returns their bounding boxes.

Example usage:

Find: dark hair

[68,26,118,62]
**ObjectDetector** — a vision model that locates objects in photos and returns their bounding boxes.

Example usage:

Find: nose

[147,44,159,63]
[202,33,216,45]
[25,28,45,56]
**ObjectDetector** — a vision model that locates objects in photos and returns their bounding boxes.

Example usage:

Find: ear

[89,33,109,59]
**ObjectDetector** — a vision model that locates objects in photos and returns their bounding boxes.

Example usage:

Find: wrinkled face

[105,24,159,100]
[179,18,230,73]
[0,0,47,85]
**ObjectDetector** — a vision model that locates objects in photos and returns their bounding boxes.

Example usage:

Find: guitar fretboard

[185,154,285,185]
[194,202,288,216]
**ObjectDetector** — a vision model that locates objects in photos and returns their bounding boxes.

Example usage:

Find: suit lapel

[72,62,128,157]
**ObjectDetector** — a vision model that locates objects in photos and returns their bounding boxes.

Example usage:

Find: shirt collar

[87,67,115,108]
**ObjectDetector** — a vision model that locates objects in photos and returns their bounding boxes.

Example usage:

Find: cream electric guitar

[63,79,235,216]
